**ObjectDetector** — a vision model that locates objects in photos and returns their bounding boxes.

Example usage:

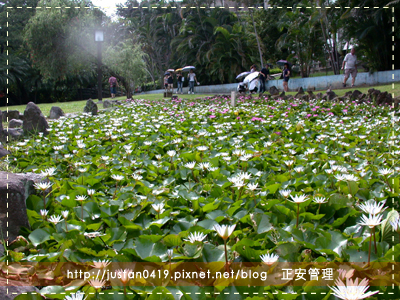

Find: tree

[103,40,147,98]
[276,2,325,77]
[24,0,104,81]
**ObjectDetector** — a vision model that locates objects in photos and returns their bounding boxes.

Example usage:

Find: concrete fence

[141,70,400,95]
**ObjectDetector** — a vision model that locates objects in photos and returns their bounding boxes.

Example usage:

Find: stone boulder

[0,172,47,242]
[294,87,305,98]
[84,99,98,115]
[0,278,40,300]
[315,92,323,100]
[1,110,19,122]
[279,91,285,97]
[269,86,280,96]
[0,145,10,158]
[323,90,337,101]
[0,110,4,143]
[49,106,64,119]
[307,91,315,100]
[103,100,113,108]
[4,128,24,140]
[351,90,363,100]
[23,102,49,135]
[9,119,23,128]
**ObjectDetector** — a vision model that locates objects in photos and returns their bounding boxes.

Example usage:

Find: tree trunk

[250,9,263,68]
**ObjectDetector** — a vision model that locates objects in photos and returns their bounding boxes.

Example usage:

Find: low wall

[141,70,400,94]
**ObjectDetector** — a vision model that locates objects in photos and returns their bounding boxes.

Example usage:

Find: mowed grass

[0,83,398,116]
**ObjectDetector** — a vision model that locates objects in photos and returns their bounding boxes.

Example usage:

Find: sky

[91,0,124,17]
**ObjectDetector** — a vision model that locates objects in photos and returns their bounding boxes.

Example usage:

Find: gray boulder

[0,145,10,158]
[325,90,337,101]
[0,278,40,300]
[4,128,23,140]
[103,100,113,108]
[49,106,64,119]
[83,99,98,115]
[23,102,49,135]
[0,172,46,242]
[9,119,23,128]
[351,90,363,100]
[269,86,280,96]
[315,92,323,100]
[0,110,4,143]
[1,110,19,122]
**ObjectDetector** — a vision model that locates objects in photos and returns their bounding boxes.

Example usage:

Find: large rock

[0,278,40,300]
[0,145,10,158]
[351,90,363,100]
[1,110,19,122]
[9,119,23,128]
[0,110,4,143]
[103,100,113,108]
[83,99,98,115]
[0,172,46,242]
[324,90,337,101]
[269,86,280,96]
[23,102,49,135]
[4,128,23,140]
[294,86,305,98]
[49,106,64,119]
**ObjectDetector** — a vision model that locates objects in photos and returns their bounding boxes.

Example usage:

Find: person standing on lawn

[167,73,174,92]
[282,63,290,92]
[342,48,358,87]
[187,69,198,94]
[108,76,119,98]
[259,64,272,95]
[176,72,183,94]
[164,74,169,93]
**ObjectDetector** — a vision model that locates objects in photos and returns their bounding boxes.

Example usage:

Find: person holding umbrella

[187,69,198,94]
[282,63,290,92]
[108,75,119,99]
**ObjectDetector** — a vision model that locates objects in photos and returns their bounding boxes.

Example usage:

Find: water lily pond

[4,95,400,299]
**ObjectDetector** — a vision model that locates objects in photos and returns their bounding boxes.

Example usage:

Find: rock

[115,100,122,105]
[269,86,280,96]
[83,99,98,115]
[344,91,353,98]
[300,94,309,101]
[0,110,4,143]
[0,278,40,300]
[9,119,23,128]
[103,100,113,108]
[4,128,24,140]
[18,113,24,120]
[1,110,19,122]
[49,106,64,119]
[315,92,323,100]
[325,90,337,101]
[351,90,363,100]
[279,91,285,97]
[0,172,46,242]
[0,145,10,158]
[297,87,305,94]
[281,95,288,100]
[376,91,392,106]
[23,102,49,135]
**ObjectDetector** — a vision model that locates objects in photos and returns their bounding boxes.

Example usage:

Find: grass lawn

[0,84,398,118]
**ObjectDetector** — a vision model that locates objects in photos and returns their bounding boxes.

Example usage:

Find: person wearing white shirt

[342,48,358,87]
[187,70,198,94]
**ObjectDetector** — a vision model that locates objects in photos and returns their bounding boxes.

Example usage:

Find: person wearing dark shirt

[259,64,271,95]
[282,63,290,92]
[176,72,183,94]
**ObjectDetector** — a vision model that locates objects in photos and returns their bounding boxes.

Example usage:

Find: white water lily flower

[185,232,207,243]
[358,200,386,215]
[247,182,259,191]
[33,182,53,191]
[111,174,124,181]
[185,161,196,169]
[65,291,87,300]
[289,194,308,203]
[152,203,165,214]
[378,168,392,176]
[61,210,69,219]
[197,146,208,151]
[75,195,88,201]
[40,209,49,217]
[279,189,292,198]
[329,277,379,300]
[167,150,176,157]
[48,215,62,224]
[87,189,96,196]
[313,197,327,204]
[214,224,236,240]
[260,253,279,265]
[390,218,400,232]
[358,214,383,229]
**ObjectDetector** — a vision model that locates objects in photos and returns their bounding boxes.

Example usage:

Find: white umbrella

[236,71,251,80]
[243,71,259,84]
[182,66,196,72]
